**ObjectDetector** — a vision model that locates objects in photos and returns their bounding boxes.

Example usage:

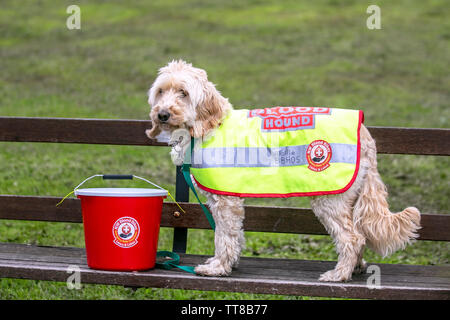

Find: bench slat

[368,126,450,155]
[0,117,449,155]
[0,195,447,241]
[0,117,164,147]
[0,243,448,299]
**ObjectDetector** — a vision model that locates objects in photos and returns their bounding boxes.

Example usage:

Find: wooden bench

[0,116,449,299]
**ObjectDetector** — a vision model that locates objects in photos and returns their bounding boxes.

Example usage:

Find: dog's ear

[191,83,229,138]
[146,76,163,139]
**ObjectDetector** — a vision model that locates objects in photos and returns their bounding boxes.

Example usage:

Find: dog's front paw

[194,259,231,277]
[353,259,367,274]
[319,269,352,282]
[145,129,158,140]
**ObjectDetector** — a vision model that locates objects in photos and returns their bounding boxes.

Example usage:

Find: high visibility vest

[189,107,364,198]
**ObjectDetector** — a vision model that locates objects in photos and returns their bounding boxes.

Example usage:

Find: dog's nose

[158,111,170,122]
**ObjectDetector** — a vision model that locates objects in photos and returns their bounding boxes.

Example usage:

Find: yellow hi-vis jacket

[189,107,364,198]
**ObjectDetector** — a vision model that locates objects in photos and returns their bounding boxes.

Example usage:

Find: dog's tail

[353,129,421,257]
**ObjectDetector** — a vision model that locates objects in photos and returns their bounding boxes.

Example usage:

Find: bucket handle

[57,174,185,214]
[73,174,166,192]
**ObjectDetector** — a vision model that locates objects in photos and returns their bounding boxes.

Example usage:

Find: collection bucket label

[112,216,140,248]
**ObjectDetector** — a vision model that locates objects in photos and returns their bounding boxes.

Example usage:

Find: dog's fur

[146,60,421,282]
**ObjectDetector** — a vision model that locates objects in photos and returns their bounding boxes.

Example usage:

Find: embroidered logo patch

[248,107,331,132]
[306,140,332,172]
[112,217,140,248]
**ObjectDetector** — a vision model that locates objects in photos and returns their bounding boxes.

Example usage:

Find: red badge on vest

[306,140,332,172]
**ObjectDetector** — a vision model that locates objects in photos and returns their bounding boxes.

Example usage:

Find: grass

[0,0,448,299]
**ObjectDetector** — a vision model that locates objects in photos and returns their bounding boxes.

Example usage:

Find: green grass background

[0,0,448,299]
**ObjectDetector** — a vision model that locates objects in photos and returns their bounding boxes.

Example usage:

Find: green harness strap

[181,165,216,231]
[155,138,215,275]
[155,251,196,274]
[181,138,216,231]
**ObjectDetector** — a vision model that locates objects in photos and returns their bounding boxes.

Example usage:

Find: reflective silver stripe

[191,143,357,168]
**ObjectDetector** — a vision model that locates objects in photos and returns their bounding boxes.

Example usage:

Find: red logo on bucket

[112,217,140,248]
[306,140,332,172]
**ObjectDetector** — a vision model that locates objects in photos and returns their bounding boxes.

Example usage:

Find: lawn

[0,0,448,299]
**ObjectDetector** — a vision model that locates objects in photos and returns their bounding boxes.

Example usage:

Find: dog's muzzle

[158,111,170,123]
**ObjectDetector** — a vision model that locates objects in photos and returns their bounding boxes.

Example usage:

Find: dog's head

[146,60,231,141]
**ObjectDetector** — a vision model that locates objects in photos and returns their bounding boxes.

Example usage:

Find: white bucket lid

[75,188,168,197]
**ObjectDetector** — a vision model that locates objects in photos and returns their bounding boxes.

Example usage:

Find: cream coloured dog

[145,60,421,282]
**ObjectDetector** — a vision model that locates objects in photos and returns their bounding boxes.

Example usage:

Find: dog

[145,60,421,282]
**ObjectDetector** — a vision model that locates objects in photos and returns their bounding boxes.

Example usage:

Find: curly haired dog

[145,60,421,282]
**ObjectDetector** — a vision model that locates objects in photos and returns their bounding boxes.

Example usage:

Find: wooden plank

[0,243,448,299]
[1,243,447,284]
[0,117,164,146]
[0,117,449,155]
[0,242,435,282]
[0,195,448,241]
[368,126,450,156]
[0,195,82,223]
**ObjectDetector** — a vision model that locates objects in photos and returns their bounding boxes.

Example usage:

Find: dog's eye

[158,88,163,95]
[179,89,188,97]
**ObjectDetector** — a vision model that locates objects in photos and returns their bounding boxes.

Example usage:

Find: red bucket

[74,175,167,271]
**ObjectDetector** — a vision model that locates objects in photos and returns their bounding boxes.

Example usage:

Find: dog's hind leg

[194,195,245,276]
[311,193,366,282]
[354,246,367,274]
[310,164,368,282]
